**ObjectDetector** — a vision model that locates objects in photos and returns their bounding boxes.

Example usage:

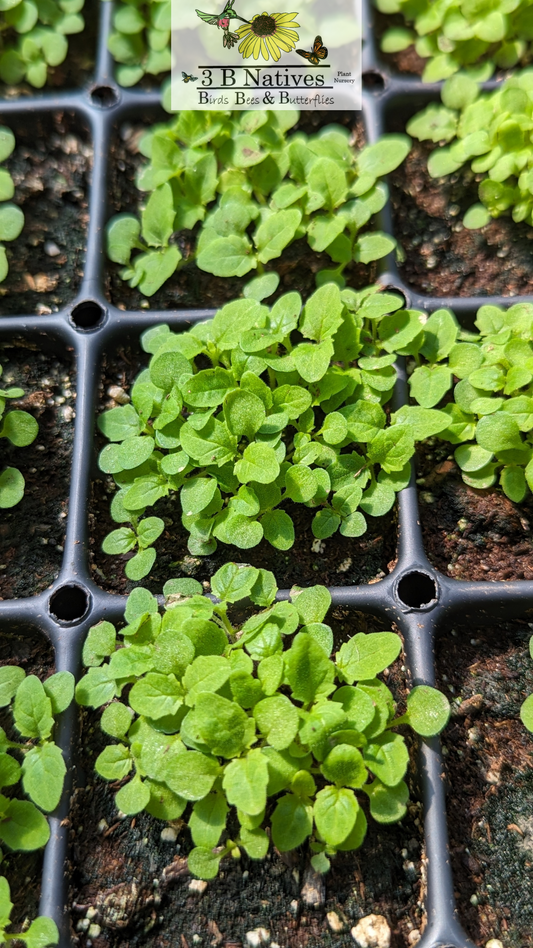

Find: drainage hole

[362,70,385,92]
[71,300,105,329]
[397,571,437,609]
[90,84,119,108]
[49,584,89,623]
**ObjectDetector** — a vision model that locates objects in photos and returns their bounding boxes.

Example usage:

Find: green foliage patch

[408,70,533,231]
[0,127,24,284]
[0,361,38,509]
[105,0,171,87]
[375,0,533,82]
[0,664,74,830]
[76,565,450,879]
[96,282,432,578]
[403,302,533,501]
[106,109,410,296]
[0,0,84,88]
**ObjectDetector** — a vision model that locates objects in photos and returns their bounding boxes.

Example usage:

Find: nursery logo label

[170,0,361,110]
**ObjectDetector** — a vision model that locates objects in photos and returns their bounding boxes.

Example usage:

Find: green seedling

[0,0,84,88]
[0,876,58,947]
[401,301,533,502]
[0,362,38,509]
[106,108,410,296]
[96,282,439,578]
[0,127,24,283]
[104,0,171,87]
[408,70,533,230]
[76,564,450,880]
[0,665,74,852]
[375,0,533,82]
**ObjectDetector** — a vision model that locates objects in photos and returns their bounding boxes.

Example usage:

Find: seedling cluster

[106,0,171,87]
[405,302,533,501]
[0,127,24,284]
[0,362,38,509]
[106,109,410,296]
[408,70,533,230]
[98,282,436,578]
[0,0,84,88]
[375,0,533,81]
[0,665,74,946]
[75,564,450,880]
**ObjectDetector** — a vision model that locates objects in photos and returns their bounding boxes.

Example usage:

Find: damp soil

[0,343,76,599]
[0,631,55,933]
[0,112,91,317]
[415,439,533,582]
[69,613,426,948]
[88,341,398,596]
[106,112,375,313]
[435,619,533,947]
[388,139,533,298]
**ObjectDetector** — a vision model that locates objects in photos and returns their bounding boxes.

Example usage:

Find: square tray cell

[435,618,533,947]
[0,333,75,599]
[69,608,425,948]
[383,95,533,300]
[0,0,98,99]
[0,109,92,317]
[105,108,369,313]
[88,322,398,594]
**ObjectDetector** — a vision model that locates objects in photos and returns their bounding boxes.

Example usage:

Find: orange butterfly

[296,35,328,66]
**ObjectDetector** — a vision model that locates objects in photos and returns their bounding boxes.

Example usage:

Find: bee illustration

[296,35,328,66]
[182,71,199,83]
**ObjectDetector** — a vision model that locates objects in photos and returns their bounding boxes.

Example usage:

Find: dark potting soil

[0,112,91,317]
[388,140,533,298]
[435,620,533,947]
[69,612,426,948]
[88,342,398,596]
[105,114,374,313]
[414,440,533,582]
[0,0,98,98]
[0,345,76,599]
[0,632,55,933]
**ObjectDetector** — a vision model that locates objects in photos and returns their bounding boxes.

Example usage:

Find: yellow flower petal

[265,35,282,60]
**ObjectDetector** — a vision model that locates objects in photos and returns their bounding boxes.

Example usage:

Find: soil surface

[389,140,533,298]
[0,344,76,599]
[88,340,398,596]
[0,112,91,317]
[415,439,533,582]
[436,619,533,947]
[0,632,55,933]
[69,613,426,948]
[0,0,97,97]
[106,113,374,312]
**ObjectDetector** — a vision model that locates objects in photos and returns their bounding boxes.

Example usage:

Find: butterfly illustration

[296,35,328,66]
[182,71,199,83]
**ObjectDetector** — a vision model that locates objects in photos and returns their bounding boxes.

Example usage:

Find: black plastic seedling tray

[1,1,532,945]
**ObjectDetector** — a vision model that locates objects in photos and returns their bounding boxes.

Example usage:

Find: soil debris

[389,140,533,298]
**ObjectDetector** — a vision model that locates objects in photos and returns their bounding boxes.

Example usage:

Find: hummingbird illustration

[195,0,249,29]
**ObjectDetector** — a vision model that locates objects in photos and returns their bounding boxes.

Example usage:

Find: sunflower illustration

[236,11,300,62]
